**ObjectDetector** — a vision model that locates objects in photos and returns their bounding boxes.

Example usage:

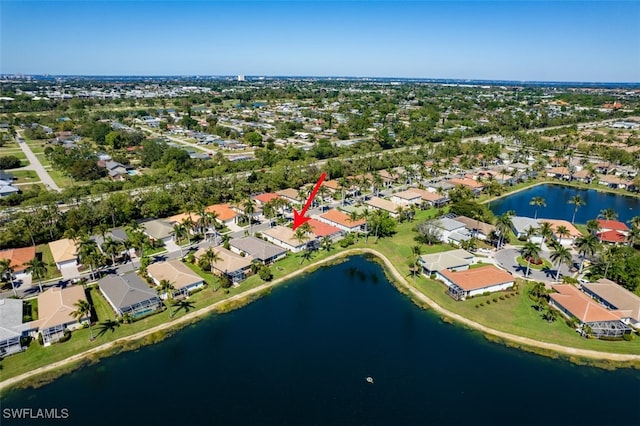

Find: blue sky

[1,1,639,82]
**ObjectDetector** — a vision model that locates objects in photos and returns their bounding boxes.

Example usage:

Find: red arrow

[292,172,327,230]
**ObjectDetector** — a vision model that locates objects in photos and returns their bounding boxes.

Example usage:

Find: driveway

[495,247,578,283]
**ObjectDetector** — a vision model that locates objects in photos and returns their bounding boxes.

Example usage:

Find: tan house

[195,246,253,283]
[147,259,205,299]
[31,286,88,346]
[262,226,310,253]
[48,238,78,269]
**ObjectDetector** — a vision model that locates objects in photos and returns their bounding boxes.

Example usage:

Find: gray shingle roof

[230,236,286,261]
[98,272,161,313]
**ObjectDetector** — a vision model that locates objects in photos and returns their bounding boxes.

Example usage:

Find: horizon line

[2,74,640,86]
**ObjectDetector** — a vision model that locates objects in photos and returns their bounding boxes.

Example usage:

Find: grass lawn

[516,255,553,270]
[0,150,27,160]
[10,170,39,183]
[47,169,75,188]
[87,286,116,323]
[23,299,38,322]
[37,244,62,281]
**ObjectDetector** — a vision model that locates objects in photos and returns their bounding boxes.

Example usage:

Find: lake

[490,184,640,224]
[3,256,640,426]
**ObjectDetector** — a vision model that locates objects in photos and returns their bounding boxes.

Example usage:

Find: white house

[438,265,515,301]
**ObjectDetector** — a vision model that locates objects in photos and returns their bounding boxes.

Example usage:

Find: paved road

[495,246,579,284]
[14,131,61,192]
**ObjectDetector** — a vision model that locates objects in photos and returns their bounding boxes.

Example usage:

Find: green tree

[520,241,542,278]
[157,279,176,301]
[575,234,599,272]
[568,195,586,224]
[25,257,47,293]
[0,259,17,296]
[529,196,546,220]
[494,211,514,249]
[550,245,573,281]
[71,299,94,341]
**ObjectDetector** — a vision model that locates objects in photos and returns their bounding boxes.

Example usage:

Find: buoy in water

[365,376,374,384]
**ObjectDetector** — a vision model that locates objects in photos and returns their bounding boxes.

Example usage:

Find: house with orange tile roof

[317,209,366,233]
[0,246,36,275]
[447,177,484,194]
[251,192,280,206]
[549,284,631,338]
[438,265,514,300]
[539,219,582,246]
[205,203,239,226]
[31,286,89,346]
[596,219,629,245]
[307,218,343,240]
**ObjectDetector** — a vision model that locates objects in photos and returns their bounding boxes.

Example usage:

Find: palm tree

[568,195,586,224]
[555,225,570,243]
[494,211,514,249]
[360,207,371,241]
[598,208,618,221]
[157,279,176,301]
[101,237,122,266]
[411,245,421,277]
[71,299,94,341]
[550,245,573,281]
[198,247,221,272]
[0,259,17,296]
[536,221,553,241]
[243,198,256,236]
[520,241,542,278]
[587,219,601,241]
[321,236,332,252]
[529,196,546,219]
[529,281,547,301]
[76,236,100,281]
[542,307,558,323]
[25,257,47,293]
[575,234,599,273]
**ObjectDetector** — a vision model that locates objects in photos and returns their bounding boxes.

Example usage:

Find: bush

[492,298,498,303]
[259,266,273,282]
[486,300,491,305]
[623,333,634,341]
[0,155,21,169]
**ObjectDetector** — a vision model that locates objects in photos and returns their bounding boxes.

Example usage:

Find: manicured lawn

[23,299,38,322]
[10,170,39,183]
[47,169,75,187]
[37,244,62,281]
[516,255,553,270]
[87,286,116,323]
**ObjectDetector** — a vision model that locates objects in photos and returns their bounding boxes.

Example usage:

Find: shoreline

[482,179,640,206]
[2,248,639,392]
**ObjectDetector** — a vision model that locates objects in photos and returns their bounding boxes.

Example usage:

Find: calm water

[490,184,640,223]
[3,256,640,426]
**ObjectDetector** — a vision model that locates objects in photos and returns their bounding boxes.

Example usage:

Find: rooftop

[550,284,622,323]
[147,259,203,290]
[98,272,161,311]
[32,286,87,331]
[0,246,36,272]
[439,265,513,291]
[319,209,366,228]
